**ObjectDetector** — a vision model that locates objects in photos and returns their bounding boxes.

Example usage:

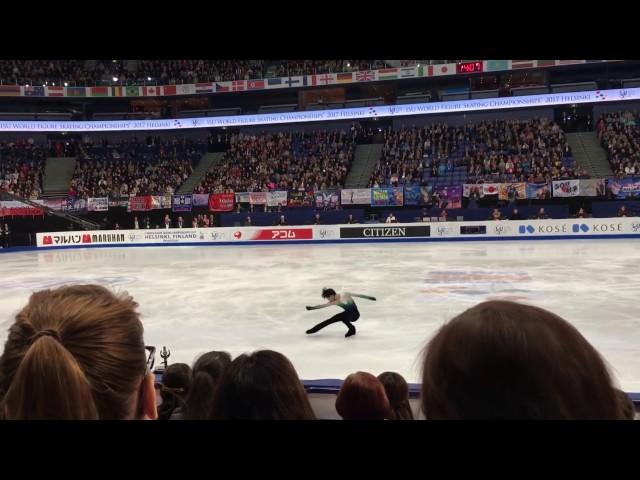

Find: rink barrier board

[300,380,640,405]
[29,217,640,249]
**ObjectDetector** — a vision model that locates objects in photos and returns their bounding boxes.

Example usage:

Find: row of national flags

[0,61,605,98]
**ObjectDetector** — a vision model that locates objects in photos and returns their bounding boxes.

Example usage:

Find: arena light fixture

[64,82,68,87]
[147,77,152,81]
[112,76,119,82]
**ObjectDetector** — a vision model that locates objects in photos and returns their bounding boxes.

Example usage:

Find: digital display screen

[457,61,483,74]
[460,225,487,235]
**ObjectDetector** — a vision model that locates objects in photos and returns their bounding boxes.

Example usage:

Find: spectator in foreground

[335,371,391,420]
[158,363,192,420]
[210,350,315,420]
[490,208,502,221]
[378,372,414,420]
[277,215,288,226]
[181,351,232,420]
[509,208,523,220]
[0,285,157,420]
[385,213,398,223]
[420,300,627,419]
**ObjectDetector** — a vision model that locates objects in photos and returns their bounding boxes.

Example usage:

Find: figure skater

[305,288,376,338]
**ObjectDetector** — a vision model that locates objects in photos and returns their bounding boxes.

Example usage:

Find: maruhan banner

[1,87,638,132]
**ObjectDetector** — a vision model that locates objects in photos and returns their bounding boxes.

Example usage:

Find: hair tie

[30,329,62,344]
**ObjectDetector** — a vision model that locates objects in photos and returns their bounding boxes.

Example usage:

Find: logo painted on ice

[572,224,589,233]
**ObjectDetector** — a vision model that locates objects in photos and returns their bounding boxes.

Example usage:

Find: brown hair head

[336,371,391,420]
[158,363,192,421]
[378,371,414,420]
[183,351,232,420]
[210,350,315,420]
[0,284,148,420]
[421,300,625,419]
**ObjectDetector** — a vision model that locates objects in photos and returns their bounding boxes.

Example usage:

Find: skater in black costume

[305,288,376,337]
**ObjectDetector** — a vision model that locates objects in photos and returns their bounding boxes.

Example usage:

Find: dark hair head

[211,350,315,420]
[336,372,391,420]
[377,372,414,420]
[183,351,231,420]
[0,284,147,420]
[421,300,625,419]
[322,288,336,299]
[158,363,192,420]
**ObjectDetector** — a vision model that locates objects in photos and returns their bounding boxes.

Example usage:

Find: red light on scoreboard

[457,61,483,74]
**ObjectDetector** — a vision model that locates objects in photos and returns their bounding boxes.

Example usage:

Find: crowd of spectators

[69,138,204,199]
[0,284,634,420]
[273,60,390,77]
[136,60,264,84]
[0,60,128,86]
[598,110,640,177]
[369,119,587,189]
[0,59,395,86]
[0,140,46,199]
[196,129,355,194]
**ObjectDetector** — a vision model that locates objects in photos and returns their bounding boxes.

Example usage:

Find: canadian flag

[143,86,159,96]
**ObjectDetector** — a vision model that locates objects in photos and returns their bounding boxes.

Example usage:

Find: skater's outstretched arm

[348,293,377,301]
[306,301,337,311]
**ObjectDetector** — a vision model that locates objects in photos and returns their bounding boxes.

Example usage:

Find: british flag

[355,71,375,82]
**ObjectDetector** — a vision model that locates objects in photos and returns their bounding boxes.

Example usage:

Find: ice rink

[1,239,639,392]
